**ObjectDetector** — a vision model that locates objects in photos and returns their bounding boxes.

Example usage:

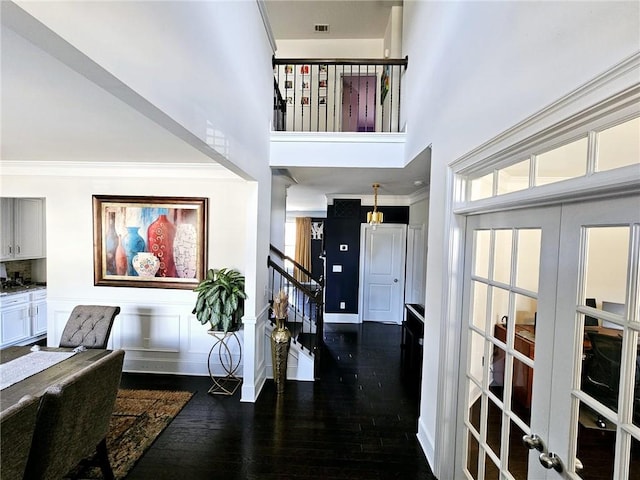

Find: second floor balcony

[273,57,408,133]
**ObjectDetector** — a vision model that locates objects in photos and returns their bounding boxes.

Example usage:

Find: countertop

[0,284,47,297]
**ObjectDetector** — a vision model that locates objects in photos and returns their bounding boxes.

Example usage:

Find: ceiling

[264,0,402,40]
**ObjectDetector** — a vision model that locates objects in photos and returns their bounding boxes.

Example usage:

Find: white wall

[4,1,276,401]
[401,1,640,475]
[275,38,383,58]
[0,164,250,375]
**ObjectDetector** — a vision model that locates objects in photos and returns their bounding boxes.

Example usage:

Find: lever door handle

[539,452,563,473]
[522,434,545,452]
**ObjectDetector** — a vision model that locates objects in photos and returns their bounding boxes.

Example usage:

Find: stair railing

[268,245,323,379]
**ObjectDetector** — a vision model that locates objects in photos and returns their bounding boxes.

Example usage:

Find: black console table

[402,304,425,382]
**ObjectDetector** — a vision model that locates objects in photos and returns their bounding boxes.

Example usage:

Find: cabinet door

[1,299,31,347]
[31,298,47,336]
[0,198,14,261]
[14,198,45,259]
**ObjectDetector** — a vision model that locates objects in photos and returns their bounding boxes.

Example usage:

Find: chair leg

[96,438,114,480]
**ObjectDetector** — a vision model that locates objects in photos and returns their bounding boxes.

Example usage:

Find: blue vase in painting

[122,226,146,276]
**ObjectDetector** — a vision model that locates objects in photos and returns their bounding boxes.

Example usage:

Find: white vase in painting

[132,252,160,278]
[173,223,197,278]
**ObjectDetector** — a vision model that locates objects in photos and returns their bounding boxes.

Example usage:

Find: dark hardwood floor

[120,322,436,479]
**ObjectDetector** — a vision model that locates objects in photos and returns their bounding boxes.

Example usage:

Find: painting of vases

[93,195,208,289]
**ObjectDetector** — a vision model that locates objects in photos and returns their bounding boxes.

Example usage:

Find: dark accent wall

[324,202,409,314]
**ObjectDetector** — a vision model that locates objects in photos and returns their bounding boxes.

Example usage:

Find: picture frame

[319,64,327,73]
[319,96,327,105]
[285,65,293,74]
[301,81,310,90]
[318,79,327,88]
[300,65,310,75]
[92,195,208,289]
[284,80,293,89]
[301,96,310,105]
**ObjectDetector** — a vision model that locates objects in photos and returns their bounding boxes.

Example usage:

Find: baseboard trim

[324,313,360,324]
[417,415,436,473]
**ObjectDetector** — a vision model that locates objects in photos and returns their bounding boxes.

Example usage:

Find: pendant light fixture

[367,183,383,226]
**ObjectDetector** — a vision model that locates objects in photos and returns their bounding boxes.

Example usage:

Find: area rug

[69,389,194,479]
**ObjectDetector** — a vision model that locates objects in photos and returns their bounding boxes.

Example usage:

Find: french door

[457,194,640,479]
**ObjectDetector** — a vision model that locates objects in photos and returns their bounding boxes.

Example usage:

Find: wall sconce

[367,183,383,226]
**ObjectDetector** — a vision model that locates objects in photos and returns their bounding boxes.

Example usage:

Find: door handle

[522,434,545,452]
[393,278,398,283]
[539,452,563,473]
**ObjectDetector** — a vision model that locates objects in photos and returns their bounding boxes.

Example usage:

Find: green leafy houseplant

[192,268,248,332]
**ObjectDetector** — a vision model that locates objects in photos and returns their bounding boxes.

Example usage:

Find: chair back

[59,305,121,349]
[24,349,125,480]
[0,395,40,480]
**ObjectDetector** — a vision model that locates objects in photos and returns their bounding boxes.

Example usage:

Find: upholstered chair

[59,305,121,349]
[23,349,125,480]
[0,394,40,480]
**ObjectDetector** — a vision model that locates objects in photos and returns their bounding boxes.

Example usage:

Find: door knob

[522,434,545,452]
[393,278,398,283]
[539,452,563,473]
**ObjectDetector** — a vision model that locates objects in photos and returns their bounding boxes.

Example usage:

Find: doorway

[359,223,406,323]
[456,194,640,479]
[341,75,376,132]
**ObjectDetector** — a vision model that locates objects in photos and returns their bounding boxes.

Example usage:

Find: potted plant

[192,268,247,333]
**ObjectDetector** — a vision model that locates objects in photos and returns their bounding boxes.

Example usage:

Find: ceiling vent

[314,24,330,33]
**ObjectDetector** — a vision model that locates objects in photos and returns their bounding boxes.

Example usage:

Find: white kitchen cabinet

[31,289,47,336]
[0,289,47,347]
[0,197,46,261]
[0,293,31,346]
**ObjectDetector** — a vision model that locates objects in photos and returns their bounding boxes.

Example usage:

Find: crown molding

[0,160,241,179]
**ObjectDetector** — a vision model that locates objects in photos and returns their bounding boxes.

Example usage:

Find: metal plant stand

[207,330,242,395]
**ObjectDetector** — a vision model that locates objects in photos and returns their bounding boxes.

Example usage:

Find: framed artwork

[319,96,327,105]
[286,96,293,105]
[301,81,310,90]
[284,80,293,89]
[93,195,208,289]
[300,65,310,75]
[318,79,327,88]
[301,96,310,105]
[285,65,293,74]
[319,64,328,73]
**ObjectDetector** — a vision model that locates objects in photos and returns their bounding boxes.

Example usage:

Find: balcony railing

[273,57,408,133]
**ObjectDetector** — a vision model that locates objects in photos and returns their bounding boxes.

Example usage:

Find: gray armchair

[23,349,125,480]
[0,394,40,480]
[59,305,121,349]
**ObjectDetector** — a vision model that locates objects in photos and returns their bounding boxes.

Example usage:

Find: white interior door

[360,224,407,323]
[456,194,640,479]
[456,205,562,479]
[548,194,640,479]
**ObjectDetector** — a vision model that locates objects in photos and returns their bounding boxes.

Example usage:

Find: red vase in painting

[147,214,177,277]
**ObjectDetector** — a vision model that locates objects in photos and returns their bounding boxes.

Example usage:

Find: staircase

[268,245,324,379]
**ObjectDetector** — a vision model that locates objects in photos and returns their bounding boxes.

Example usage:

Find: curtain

[294,217,311,283]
